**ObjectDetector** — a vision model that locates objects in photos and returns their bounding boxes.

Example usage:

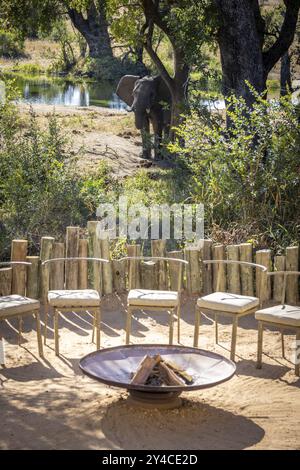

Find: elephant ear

[116,75,140,107]
[154,75,172,104]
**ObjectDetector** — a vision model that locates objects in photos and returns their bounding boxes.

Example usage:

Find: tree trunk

[214,0,300,124]
[67,1,113,61]
[280,51,293,96]
[215,0,265,111]
[169,49,189,137]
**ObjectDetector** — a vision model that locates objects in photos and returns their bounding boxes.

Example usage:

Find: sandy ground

[0,294,299,450]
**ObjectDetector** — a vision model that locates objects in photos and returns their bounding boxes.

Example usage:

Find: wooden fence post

[65,226,79,290]
[127,244,141,289]
[11,239,28,295]
[78,239,88,290]
[226,245,240,294]
[285,246,299,304]
[212,244,226,292]
[239,243,254,296]
[140,260,158,290]
[40,236,55,302]
[112,259,126,293]
[273,255,286,302]
[184,247,201,294]
[198,239,212,294]
[50,242,65,290]
[256,249,271,302]
[88,221,102,294]
[100,238,113,294]
[166,250,183,291]
[26,256,40,299]
[0,268,12,296]
[151,240,167,289]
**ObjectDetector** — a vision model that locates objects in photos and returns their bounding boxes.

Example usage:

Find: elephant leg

[152,118,163,160]
[141,116,151,159]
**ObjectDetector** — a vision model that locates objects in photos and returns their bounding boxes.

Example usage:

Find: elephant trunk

[134,109,147,130]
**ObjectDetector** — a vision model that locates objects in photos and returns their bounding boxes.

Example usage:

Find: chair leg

[44,304,49,345]
[281,330,285,359]
[54,309,59,356]
[256,321,264,369]
[18,316,23,346]
[230,317,238,362]
[177,302,181,343]
[92,312,96,344]
[169,309,174,345]
[295,330,300,377]
[126,306,132,345]
[35,311,44,358]
[215,313,218,344]
[0,336,5,366]
[193,305,200,348]
[96,307,101,350]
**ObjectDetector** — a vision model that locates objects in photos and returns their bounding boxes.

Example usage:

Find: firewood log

[158,362,186,386]
[162,359,193,384]
[131,355,161,385]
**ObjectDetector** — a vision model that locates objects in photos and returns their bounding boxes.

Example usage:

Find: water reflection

[5,73,229,110]
[8,74,127,110]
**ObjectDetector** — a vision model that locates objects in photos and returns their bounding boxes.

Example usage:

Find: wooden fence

[0,224,299,305]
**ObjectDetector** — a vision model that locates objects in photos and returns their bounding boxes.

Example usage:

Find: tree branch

[142,17,174,91]
[67,7,88,34]
[263,0,300,76]
[252,0,266,48]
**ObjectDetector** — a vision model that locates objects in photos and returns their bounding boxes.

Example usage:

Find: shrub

[0,84,115,257]
[0,29,24,58]
[170,92,300,250]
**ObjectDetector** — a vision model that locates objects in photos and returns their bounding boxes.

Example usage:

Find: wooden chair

[256,270,300,376]
[194,260,267,361]
[121,256,188,345]
[42,257,108,356]
[0,261,43,365]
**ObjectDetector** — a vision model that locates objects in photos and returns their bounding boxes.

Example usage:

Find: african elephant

[116,75,171,160]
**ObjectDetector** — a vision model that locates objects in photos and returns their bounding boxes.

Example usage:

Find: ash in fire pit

[131,354,193,387]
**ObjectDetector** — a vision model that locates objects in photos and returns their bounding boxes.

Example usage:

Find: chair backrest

[203,260,267,303]
[267,271,300,305]
[41,257,109,298]
[119,256,189,293]
[0,262,32,267]
[41,257,109,267]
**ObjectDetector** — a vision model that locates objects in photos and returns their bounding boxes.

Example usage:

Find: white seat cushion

[255,304,300,327]
[48,290,100,308]
[128,289,178,307]
[197,292,259,314]
[0,295,40,317]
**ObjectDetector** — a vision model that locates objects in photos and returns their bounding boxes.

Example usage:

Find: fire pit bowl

[79,344,236,409]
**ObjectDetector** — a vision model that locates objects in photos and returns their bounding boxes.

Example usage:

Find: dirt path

[0,295,299,450]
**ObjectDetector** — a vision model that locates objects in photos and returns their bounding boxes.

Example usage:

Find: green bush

[170,92,300,250]
[0,29,24,58]
[0,84,115,257]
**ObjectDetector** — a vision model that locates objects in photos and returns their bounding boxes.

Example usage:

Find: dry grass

[18,103,136,136]
[0,39,59,70]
